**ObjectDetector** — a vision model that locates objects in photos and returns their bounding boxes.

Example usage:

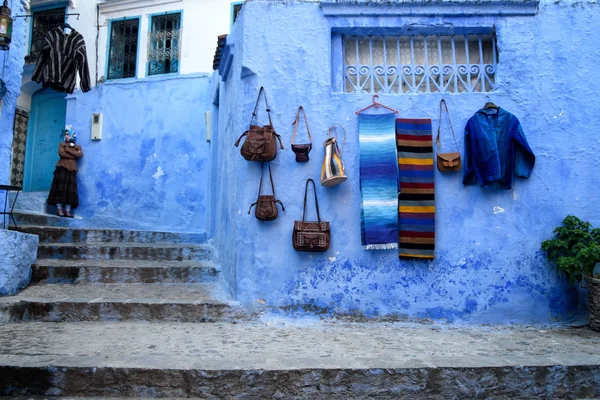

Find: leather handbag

[293,179,330,252]
[235,86,284,162]
[248,162,285,221]
[436,99,461,172]
[320,124,347,187]
[290,106,312,162]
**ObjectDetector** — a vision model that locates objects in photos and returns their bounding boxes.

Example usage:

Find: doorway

[23,88,66,192]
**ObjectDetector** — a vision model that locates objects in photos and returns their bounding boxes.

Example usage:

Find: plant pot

[586,276,600,332]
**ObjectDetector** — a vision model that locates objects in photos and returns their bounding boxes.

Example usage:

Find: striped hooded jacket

[32,27,91,94]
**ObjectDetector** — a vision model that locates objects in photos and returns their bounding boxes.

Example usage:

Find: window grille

[343,34,498,94]
[148,13,181,76]
[107,19,139,80]
[27,7,65,64]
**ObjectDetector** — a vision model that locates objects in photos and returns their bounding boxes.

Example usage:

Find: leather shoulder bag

[320,124,347,187]
[248,162,285,221]
[293,178,330,252]
[291,106,312,163]
[235,86,284,162]
[436,99,461,172]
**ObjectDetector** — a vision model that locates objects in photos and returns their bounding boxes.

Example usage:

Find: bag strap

[291,106,312,145]
[328,124,346,157]
[436,99,459,152]
[302,178,321,223]
[234,131,248,147]
[250,86,273,128]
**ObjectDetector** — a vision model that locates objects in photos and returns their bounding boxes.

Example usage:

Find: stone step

[31,259,219,284]
[37,243,214,261]
[0,284,240,323]
[0,322,599,397]
[15,225,207,245]
[11,211,82,228]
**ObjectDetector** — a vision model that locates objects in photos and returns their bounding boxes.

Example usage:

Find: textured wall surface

[210,0,600,323]
[63,74,212,233]
[0,230,38,296]
[0,1,27,184]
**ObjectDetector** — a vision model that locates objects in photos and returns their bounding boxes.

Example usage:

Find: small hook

[484,95,491,102]
[372,94,380,105]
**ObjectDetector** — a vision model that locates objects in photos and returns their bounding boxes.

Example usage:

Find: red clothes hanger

[355,95,399,115]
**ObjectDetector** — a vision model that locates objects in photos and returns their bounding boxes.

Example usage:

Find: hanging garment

[358,112,398,250]
[463,107,535,189]
[396,118,435,260]
[32,27,91,94]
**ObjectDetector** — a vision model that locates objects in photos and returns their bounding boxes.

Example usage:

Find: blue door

[23,88,67,192]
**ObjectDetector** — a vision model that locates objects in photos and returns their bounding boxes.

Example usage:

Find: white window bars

[343,34,498,94]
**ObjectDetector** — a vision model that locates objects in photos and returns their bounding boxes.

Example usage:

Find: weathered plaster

[62,74,212,233]
[0,1,27,184]
[0,230,38,296]
[210,0,600,323]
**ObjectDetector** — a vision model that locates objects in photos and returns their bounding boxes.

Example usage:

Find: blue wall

[0,1,27,184]
[209,0,600,324]
[64,74,212,233]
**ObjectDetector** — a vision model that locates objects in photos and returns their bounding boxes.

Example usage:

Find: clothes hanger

[400,97,435,118]
[483,95,498,110]
[355,94,399,115]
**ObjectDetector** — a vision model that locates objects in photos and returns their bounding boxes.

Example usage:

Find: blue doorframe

[23,88,67,192]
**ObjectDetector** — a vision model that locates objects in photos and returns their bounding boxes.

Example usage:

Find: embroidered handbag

[320,124,347,187]
[235,86,284,162]
[248,162,285,221]
[436,99,461,172]
[293,179,330,252]
[290,106,312,163]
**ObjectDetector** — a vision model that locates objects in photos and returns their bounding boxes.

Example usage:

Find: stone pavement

[1,320,599,398]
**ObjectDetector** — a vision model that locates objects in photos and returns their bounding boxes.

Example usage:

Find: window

[343,33,498,94]
[107,18,140,80]
[231,2,243,27]
[148,12,181,76]
[27,7,66,64]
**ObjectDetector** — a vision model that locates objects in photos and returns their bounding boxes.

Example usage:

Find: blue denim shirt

[463,107,535,189]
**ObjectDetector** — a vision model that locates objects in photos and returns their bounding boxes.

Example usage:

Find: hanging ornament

[0,0,13,51]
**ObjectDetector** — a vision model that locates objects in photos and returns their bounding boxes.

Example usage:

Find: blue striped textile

[359,112,399,250]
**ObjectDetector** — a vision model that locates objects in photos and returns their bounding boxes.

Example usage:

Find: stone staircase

[0,212,241,323]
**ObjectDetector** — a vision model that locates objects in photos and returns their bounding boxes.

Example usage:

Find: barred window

[343,34,498,94]
[27,7,65,64]
[148,13,181,76]
[107,18,140,80]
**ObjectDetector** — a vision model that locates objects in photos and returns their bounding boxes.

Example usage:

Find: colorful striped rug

[359,112,399,250]
[396,118,435,259]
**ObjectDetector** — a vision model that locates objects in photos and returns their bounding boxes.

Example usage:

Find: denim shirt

[463,107,535,190]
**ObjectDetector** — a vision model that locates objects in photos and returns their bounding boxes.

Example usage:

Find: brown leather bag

[248,163,285,221]
[293,179,330,252]
[436,99,461,172]
[235,86,284,162]
[290,106,312,162]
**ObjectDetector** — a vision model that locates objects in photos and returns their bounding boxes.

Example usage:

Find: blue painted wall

[0,0,27,184]
[64,74,212,233]
[209,0,600,324]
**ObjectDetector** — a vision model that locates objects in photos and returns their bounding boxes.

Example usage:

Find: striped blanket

[396,118,435,259]
[359,113,399,250]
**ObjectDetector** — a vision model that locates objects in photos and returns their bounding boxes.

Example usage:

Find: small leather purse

[248,162,285,221]
[235,86,284,162]
[436,99,461,172]
[320,124,347,187]
[291,106,312,163]
[293,179,330,252]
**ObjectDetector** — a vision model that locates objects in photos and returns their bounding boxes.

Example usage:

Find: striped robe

[32,27,91,94]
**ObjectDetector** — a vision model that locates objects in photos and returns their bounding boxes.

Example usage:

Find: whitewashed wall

[24,0,234,86]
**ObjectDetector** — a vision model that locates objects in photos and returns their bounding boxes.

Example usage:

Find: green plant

[542,215,600,284]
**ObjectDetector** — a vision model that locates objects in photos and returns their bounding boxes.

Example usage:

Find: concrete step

[0,322,599,398]
[37,243,214,261]
[31,259,219,284]
[0,284,240,323]
[15,225,207,245]
[11,211,81,228]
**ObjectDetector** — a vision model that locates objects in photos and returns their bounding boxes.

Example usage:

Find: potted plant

[542,215,600,331]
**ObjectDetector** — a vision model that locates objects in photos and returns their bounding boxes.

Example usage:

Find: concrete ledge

[320,0,540,16]
[0,230,38,296]
[0,322,599,397]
